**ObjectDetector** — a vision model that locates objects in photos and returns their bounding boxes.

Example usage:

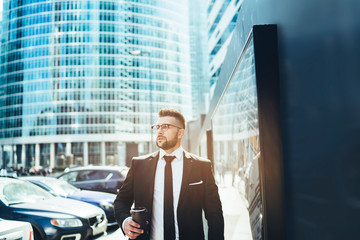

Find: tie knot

[164,155,176,164]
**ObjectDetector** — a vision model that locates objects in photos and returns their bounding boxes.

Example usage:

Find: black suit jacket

[114,150,224,240]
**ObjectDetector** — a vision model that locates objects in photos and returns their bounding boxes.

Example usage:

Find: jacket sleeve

[203,161,225,240]
[113,159,135,234]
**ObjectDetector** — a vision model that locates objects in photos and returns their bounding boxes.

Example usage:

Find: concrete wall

[230,0,360,239]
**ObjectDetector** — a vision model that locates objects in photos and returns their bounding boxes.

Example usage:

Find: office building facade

[207,0,242,86]
[188,0,209,118]
[0,0,191,171]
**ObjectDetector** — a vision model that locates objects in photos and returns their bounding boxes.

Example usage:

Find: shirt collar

[159,146,183,162]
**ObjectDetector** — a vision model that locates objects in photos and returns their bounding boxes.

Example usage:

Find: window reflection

[211,39,263,239]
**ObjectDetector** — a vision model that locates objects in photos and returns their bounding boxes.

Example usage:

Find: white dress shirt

[150,146,183,240]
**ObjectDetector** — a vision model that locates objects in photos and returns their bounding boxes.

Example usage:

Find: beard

[156,135,178,150]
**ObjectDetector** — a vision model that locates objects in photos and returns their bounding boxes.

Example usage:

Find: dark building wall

[229,0,360,239]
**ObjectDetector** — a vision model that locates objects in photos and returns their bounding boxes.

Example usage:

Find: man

[114,109,224,240]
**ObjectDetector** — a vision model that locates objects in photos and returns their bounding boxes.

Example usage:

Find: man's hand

[124,218,144,239]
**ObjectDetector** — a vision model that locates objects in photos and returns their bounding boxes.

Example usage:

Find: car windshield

[44,178,80,195]
[0,180,53,205]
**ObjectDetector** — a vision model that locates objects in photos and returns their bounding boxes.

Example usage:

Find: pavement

[98,172,252,240]
[219,173,252,240]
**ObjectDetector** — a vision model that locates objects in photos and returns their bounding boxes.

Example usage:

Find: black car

[22,176,117,227]
[57,166,128,194]
[0,177,107,240]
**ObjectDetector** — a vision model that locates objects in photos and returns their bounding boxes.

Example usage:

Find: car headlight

[50,218,83,227]
[99,201,114,210]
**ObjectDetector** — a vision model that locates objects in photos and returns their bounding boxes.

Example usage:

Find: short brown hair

[158,108,186,129]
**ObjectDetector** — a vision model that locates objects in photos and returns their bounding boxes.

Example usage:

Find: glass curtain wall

[207,0,242,87]
[0,0,191,170]
[208,39,261,239]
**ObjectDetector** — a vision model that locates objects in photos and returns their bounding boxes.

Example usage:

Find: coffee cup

[130,207,147,230]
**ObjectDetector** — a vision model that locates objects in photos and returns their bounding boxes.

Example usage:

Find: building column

[118,142,126,166]
[101,141,106,166]
[9,145,14,168]
[35,143,40,169]
[21,144,26,168]
[0,145,3,168]
[66,142,71,156]
[50,143,55,170]
[66,142,72,166]
[14,145,19,168]
[83,142,88,166]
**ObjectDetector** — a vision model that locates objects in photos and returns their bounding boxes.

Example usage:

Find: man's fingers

[128,220,141,228]
[125,227,141,239]
[128,226,143,234]
[125,220,143,235]
[127,230,141,239]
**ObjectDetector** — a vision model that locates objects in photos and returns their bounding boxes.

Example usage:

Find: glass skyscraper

[207,0,242,86]
[0,0,191,171]
[188,0,209,118]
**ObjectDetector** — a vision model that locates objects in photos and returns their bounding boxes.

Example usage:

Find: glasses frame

[151,124,183,133]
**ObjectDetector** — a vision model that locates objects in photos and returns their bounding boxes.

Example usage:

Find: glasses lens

[152,124,170,132]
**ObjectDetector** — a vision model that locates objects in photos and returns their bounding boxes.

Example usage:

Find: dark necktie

[163,155,176,240]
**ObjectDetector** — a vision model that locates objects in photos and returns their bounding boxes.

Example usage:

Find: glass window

[59,171,78,183]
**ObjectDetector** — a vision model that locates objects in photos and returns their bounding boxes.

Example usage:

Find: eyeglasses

[151,124,182,133]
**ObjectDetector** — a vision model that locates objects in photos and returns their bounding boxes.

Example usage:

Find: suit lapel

[145,151,160,217]
[178,151,193,209]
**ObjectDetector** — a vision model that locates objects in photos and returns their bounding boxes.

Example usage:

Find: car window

[87,170,111,180]
[45,179,79,195]
[76,170,92,181]
[109,171,121,179]
[59,169,116,182]
[59,171,78,183]
[111,171,122,179]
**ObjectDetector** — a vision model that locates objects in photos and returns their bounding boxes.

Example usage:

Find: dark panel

[233,1,360,238]
[253,25,285,240]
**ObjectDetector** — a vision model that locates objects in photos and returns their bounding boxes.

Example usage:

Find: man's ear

[178,129,185,139]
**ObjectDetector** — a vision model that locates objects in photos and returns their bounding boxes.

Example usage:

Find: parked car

[0,218,33,240]
[57,166,128,194]
[0,177,107,240]
[0,168,17,177]
[22,176,117,227]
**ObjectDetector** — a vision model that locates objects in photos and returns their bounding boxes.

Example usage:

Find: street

[94,226,125,240]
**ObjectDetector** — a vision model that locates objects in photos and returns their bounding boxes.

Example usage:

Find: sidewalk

[218,172,252,240]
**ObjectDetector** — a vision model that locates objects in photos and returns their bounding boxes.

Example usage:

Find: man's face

[155,116,184,151]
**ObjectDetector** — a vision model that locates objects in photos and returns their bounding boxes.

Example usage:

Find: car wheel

[33,227,44,240]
